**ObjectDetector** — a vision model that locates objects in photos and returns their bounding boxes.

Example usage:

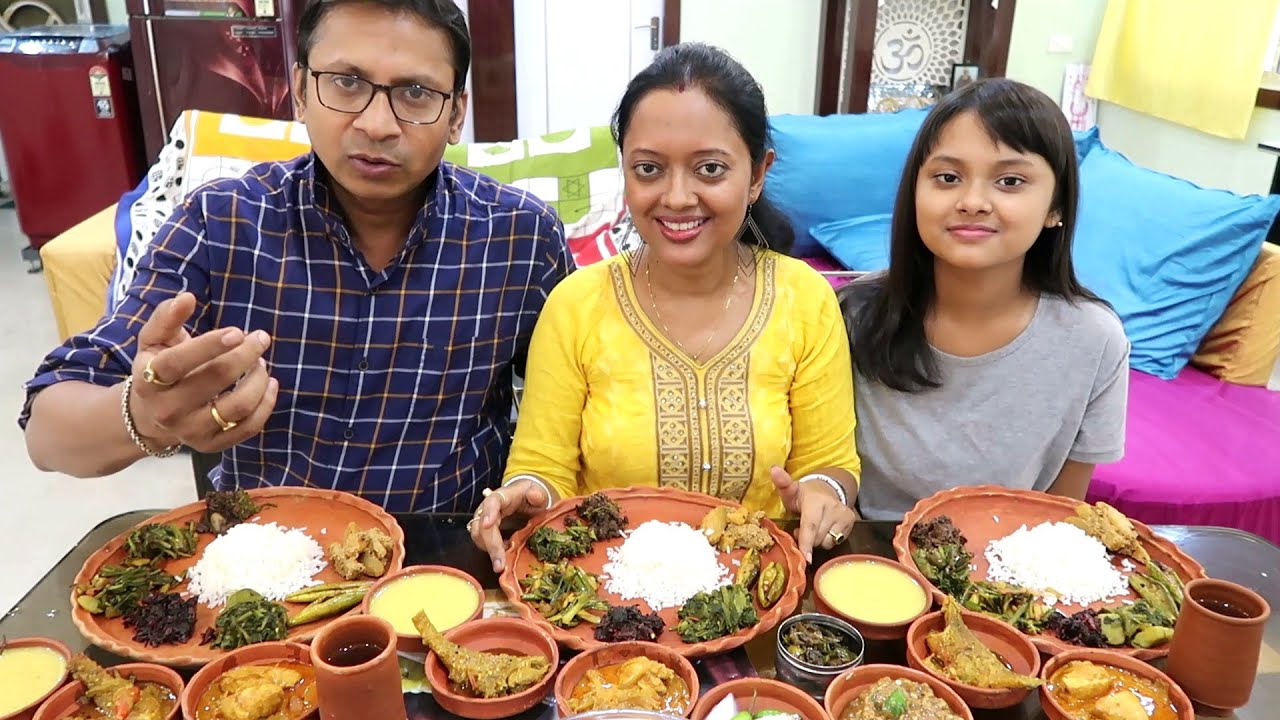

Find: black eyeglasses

[307,68,453,125]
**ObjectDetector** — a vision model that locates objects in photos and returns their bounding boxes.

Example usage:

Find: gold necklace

[645,255,740,362]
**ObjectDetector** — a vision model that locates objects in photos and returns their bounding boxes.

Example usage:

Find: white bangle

[799,473,848,507]
[120,375,182,458]
[504,474,555,509]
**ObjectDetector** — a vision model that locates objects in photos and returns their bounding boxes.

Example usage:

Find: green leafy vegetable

[527,522,596,563]
[124,522,199,562]
[202,589,289,649]
[674,585,758,643]
[519,561,608,627]
[197,490,267,535]
[75,562,185,618]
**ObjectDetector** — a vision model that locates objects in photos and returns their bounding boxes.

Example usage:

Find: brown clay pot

[1166,577,1271,716]
[905,608,1041,709]
[35,663,184,720]
[0,637,71,720]
[310,615,407,720]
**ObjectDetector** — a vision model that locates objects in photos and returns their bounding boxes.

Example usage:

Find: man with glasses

[20,0,573,513]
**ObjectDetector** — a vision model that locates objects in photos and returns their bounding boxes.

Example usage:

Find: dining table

[2,510,1275,720]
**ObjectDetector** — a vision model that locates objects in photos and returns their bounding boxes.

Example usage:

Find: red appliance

[0,25,144,266]
[127,0,307,163]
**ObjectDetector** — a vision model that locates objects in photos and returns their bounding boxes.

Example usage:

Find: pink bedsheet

[1087,367,1280,545]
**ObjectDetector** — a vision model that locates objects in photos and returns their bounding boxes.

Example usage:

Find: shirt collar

[299,152,451,251]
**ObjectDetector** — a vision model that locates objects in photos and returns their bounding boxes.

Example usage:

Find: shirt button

[702,462,711,471]
[357,359,369,371]
[697,398,707,409]
[343,428,354,440]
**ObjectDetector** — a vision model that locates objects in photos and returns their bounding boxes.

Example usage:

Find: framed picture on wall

[951,63,981,90]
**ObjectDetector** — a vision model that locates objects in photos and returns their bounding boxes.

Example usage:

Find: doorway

[514,0,667,138]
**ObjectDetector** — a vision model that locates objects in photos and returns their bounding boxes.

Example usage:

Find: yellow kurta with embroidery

[504,251,860,518]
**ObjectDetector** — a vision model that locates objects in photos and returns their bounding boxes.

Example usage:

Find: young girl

[841,78,1129,521]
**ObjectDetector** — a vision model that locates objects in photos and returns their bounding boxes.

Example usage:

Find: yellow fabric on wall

[1087,0,1279,139]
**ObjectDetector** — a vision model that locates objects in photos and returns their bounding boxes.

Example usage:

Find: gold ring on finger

[482,487,509,508]
[828,529,846,545]
[210,404,238,432]
[141,358,175,387]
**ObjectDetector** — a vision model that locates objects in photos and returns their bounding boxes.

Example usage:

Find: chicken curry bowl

[191,663,317,720]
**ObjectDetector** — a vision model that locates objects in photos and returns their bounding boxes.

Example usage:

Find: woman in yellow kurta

[470,43,859,571]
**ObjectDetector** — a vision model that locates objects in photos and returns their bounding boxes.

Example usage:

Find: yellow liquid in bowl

[819,560,927,624]
[370,572,481,635]
[0,646,66,716]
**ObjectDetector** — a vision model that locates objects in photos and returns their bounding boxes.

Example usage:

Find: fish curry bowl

[905,604,1042,709]
[423,616,559,720]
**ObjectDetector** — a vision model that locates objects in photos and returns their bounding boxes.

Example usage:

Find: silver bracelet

[504,474,555,509]
[799,473,848,507]
[121,375,181,458]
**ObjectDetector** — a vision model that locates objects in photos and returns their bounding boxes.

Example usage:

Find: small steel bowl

[775,613,865,697]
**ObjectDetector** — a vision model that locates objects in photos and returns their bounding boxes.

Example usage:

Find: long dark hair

[842,78,1102,392]
[297,0,471,93]
[611,42,794,254]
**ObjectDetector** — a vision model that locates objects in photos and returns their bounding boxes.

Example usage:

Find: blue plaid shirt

[22,154,572,512]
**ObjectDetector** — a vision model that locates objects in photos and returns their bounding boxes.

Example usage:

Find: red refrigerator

[127,0,307,163]
[0,25,145,265]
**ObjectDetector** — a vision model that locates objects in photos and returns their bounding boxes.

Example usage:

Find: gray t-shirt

[852,293,1130,521]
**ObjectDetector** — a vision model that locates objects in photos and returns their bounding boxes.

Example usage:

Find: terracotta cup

[1166,577,1271,716]
[310,615,407,720]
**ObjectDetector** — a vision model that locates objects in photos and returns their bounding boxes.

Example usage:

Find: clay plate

[1040,649,1194,720]
[825,664,974,720]
[554,641,699,717]
[35,663,184,720]
[691,678,827,720]
[498,486,808,658]
[71,487,406,667]
[892,485,1205,660]
[905,608,1042,709]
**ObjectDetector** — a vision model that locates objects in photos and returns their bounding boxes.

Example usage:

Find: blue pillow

[809,213,892,272]
[768,110,928,256]
[1074,141,1280,379]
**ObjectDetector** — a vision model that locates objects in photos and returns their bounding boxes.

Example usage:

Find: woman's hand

[468,480,552,573]
[770,466,858,563]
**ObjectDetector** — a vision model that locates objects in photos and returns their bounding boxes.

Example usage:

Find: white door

[514,0,665,139]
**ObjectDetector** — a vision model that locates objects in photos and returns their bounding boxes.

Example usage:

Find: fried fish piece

[924,597,1041,690]
[1064,501,1150,565]
[414,611,550,698]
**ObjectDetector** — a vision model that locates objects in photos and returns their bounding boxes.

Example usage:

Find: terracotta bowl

[905,609,1041,709]
[361,564,485,653]
[35,663,184,720]
[824,664,974,720]
[691,678,828,720]
[180,642,316,720]
[0,637,72,720]
[555,641,699,718]
[813,554,934,640]
[425,617,559,720]
[1040,649,1194,720]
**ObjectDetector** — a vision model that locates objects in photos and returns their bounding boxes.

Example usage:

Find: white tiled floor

[0,207,191,616]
